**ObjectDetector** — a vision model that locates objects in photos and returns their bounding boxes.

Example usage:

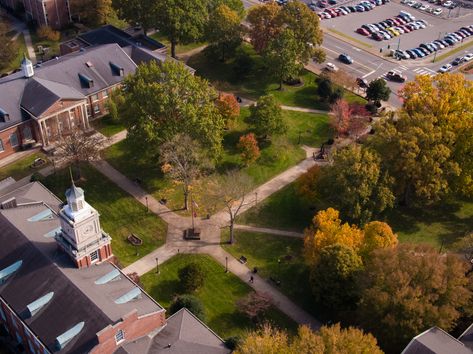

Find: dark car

[356,77,369,88]
[385,71,406,82]
[338,53,353,64]
[452,56,464,66]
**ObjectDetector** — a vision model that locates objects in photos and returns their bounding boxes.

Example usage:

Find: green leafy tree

[247,3,281,54]
[317,77,342,104]
[206,4,242,61]
[209,0,245,19]
[155,0,209,58]
[357,244,472,353]
[0,22,18,70]
[178,263,206,292]
[313,145,395,224]
[112,0,156,33]
[118,60,224,159]
[249,95,286,139]
[310,244,363,316]
[366,78,391,104]
[169,294,206,321]
[264,29,302,90]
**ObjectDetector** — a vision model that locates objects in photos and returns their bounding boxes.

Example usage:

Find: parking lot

[320,0,473,52]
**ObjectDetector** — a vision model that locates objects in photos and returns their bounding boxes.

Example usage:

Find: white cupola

[21,54,34,78]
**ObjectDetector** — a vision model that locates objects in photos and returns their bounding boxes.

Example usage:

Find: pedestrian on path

[249,275,254,283]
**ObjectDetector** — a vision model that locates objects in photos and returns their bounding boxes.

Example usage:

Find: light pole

[277,258,281,278]
[155,257,159,274]
[254,192,258,205]
[145,196,148,212]
[225,256,228,273]
[432,32,442,63]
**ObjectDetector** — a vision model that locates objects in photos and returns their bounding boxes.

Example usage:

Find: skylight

[44,227,62,238]
[55,322,85,350]
[95,268,121,285]
[114,287,142,304]
[27,209,54,222]
[27,292,54,317]
[0,260,23,285]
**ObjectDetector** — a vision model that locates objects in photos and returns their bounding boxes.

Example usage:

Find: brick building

[0,0,71,28]
[0,180,230,354]
[0,25,177,163]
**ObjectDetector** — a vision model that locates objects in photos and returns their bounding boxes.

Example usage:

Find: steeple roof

[65,183,84,200]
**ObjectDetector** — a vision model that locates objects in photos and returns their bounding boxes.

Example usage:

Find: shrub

[36,25,60,42]
[224,336,241,350]
[169,294,206,321]
[237,292,272,321]
[237,133,260,166]
[178,262,206,293]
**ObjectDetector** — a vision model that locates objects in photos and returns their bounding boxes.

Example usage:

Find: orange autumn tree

[216,93,240,128]
[238,133,260,166]
[361,221,398,258]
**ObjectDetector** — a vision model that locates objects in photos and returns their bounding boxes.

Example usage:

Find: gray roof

[459,323,473,351]
[65,183,84,200]
[402,327,473,354]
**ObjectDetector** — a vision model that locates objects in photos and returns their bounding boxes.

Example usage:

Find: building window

[0,139,4,152]
[86,105,91,117]
[115,329,125,344]
[23,126,32,140]
[93,104,100,114]
[10,133,19,147]
[91,94,99,102]
[103,89,109,98]
[90,250,99,263]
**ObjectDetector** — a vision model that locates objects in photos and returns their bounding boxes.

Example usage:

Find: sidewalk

[234,224,304,238]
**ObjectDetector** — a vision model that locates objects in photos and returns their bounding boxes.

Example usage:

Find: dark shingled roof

[459,323,473,351]
[402,327,473,354]
[0,214,111,354]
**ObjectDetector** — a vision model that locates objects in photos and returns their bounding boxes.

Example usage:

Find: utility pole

[432,32,442,63]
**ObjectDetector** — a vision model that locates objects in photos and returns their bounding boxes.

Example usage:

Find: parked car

[357,27,370,35]
[338,53,354,64]
[420,4,429,10]
[452,56,465,65]
[325,62,339,72]
[386,71,406,82]
[443,0,453,7]
[356,78,369,88]
[406,49,418,58]
[464,53,473,62]
[438,63,452,72]
[433,8,443,14]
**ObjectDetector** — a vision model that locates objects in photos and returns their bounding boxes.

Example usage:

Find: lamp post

[145,196,149,212]
[225,256,228,273]
[277,258,281,278]
[254,192,258,205]
[433,32,442,63]
[155,257,159,274]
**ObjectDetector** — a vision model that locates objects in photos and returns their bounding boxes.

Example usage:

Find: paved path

[234,224,304,238]
[23,29,36,64]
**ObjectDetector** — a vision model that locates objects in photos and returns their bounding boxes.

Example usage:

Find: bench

[239,256,247,264]
[127,233,143,246]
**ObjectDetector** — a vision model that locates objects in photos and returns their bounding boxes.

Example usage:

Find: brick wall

[90,310,166,354]
[0,121,37,160]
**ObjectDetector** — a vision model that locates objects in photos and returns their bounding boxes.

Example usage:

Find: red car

[357,27,370,35]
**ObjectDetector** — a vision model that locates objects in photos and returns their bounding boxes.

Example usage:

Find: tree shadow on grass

[207,311,252,338]
[148,279,181,306]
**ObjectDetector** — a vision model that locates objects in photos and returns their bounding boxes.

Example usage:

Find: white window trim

[90,250,99,263]
[93,104,100,114]
[115,329,125,344]
[92,94,99,102]
[10,133,19,147]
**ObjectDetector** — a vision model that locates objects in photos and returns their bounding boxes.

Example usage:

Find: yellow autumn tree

[304,208,364,265]
[361,221,398,257]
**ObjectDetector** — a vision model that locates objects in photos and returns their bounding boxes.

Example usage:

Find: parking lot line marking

[362,70,376,78]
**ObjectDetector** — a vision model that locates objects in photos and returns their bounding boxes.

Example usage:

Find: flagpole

[191,192,195,231]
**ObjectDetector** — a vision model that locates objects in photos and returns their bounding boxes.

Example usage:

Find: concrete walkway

[234,224,304,238]
[23,29,36,64]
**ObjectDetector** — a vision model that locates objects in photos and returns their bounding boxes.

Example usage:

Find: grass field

[41,164,167,266]
[0,33,27,75]
[187,44,366,111]
[141,254,298,338]
[0,151,49,182]
[149,32,206,56]
[91,115,126,137]
[222,231,316,317]
[105,108,330,214]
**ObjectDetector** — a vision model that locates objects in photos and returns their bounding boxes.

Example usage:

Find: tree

[238,133,260,166]
[304,208,364,266]
[249,95,286,139]
[0,22,18,69]
[209,0,245,18]
[206,4,242,61]
[159,134,209,210]
[361,221,398,258]
[329,99,352,137]
[357,244,472,352]
[106,88,125,122]
[216,93,240,129]
[317,77,343,104]
[112,0,156,33]
[235,323,383,354]
[54,127,106,179]
[37,25,60,41]
[73,0,118,26]
[366,78,391,105]
[154,0,209,58]
[178,263,206,292]
[309,244,363,315]
[264,29,302,90]
[247,3,281,54]
[118,60,224,159]
[209,170,253,244]
[237,292,272,322]
[169,294,206,321]
[310,145,395,224]
[452,233,473,270]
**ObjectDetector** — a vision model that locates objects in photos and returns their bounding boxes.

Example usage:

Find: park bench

[239,256,247,264]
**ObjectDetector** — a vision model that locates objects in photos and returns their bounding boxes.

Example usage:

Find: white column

[38,120,45,146]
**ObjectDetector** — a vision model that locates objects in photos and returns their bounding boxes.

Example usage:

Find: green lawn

[41,164,167,266]
[105,108,330,214]
[30,31,61,61]
[149,32,206,56]
[1,33,27,75]
[222,231,316,317]
[141,254,298,338]
[91,115,126,137]
[187,43,366,111]
[0,152,50,182]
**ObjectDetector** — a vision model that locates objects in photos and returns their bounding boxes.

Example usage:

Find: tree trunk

[171,39,177,59]
[229,221,234,244]
[278,79,283,90]
[183,188,189,210]
[221,45,225,62]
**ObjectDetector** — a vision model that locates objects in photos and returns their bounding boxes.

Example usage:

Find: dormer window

[0,108,10,122]
[78,73,94,88]
[110,62,124,77]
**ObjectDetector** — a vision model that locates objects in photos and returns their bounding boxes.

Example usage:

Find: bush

[365,103,378,115]
[30,172,43,182]
[178,262,206,293]
[224,336,241,350]
[36,25,60,41]
[169,294,206,321]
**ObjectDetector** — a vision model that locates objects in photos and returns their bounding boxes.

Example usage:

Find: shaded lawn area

[141,254,298,338]
[30,31,61,60]
[222,231,316,318]
[0,151,49,181]
[187,44,366,110]
[238,179,473,248]
[149,32,206,56]
[105,108,330,214]
[0,33,27,75]
[91,115,126,137]
[41,164,167,266]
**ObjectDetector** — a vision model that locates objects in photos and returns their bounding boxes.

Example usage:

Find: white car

[433,8,443,15]
[464,53,473,62]
[325,62,339,72]
[443,0,453,7]
[438,64,452,73]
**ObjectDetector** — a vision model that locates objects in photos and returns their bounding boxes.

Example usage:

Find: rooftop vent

[27,292,54,317]
[95,268,121,285]
[0,260,23,285]
[0,108,10,123]
[109,62,124,77]
[85,61,93,68]
[1,197,17,209]
[78,73,94,88]
[55,322,85,351]
[114,287,142,304]
[27,208,54,222]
